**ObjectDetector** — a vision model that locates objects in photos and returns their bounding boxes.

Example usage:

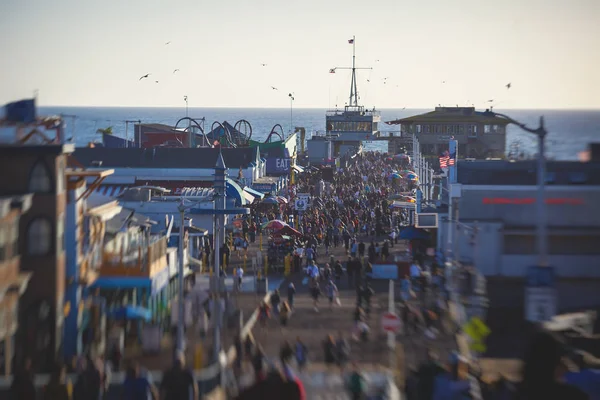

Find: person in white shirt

[236,267,244,291]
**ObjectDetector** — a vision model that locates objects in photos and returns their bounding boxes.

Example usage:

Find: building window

[416,125,422,133]
[484,125,491,133]
[27,218,52,256]
[504,234,535,254]
[29,161,52,193]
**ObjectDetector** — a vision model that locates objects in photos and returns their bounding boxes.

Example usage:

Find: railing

[0,289,274,398]
[101,237,167,277]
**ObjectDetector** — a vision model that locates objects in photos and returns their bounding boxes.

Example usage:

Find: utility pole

[125,120,142,148]
[492,113,548,266]
[288,93,294,137]
[212,152,227,361]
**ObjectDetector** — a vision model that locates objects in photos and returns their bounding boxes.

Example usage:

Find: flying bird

[139,73,151,80]
[271,86,278,90]
[165,41,171,45]
[375,59,380,62]
[442,81,446,84]
[506,82,512,89]
[261,63,267,67]
[487,99,494,102]
[173,69,180,74]
[155,81,159,84]
[366,79,370,82]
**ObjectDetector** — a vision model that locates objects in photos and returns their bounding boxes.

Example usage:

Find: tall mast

[349,35,358,107]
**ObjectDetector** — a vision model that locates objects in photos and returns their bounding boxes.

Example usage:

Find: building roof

[72,146,260,169]
[386,107,510,125]
[0,144,74,155]
[457,160,600,185]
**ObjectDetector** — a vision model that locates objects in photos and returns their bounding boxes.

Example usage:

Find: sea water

[38,106,600,160]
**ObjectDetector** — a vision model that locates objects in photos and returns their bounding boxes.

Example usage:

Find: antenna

[330,36,371,108]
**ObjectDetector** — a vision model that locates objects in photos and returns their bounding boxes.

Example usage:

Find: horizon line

[35,104,600,111]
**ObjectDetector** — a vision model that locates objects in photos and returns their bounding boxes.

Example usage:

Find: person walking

[10,357,36,400]
[287,282,296,309]
[325,280,339,310]
[295,337,309,372]
[160,352,198,400]
[346,361,366,400]
[335,332,350,372]
[121,361,158,400]
[323,335,337,370]
[43,363,72,400]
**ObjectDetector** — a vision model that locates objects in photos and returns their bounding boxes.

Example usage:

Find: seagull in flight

[487,99,494,102]
[271,86,278,90]
[261,63,267,67]
[155,80,159,84]
[165,41,171,45]
[139,73,151,80]
[366,79,370,82]
[173,69,180,74]
[375,59,380,62]
[442,81,446,84]
[506,82,512,89]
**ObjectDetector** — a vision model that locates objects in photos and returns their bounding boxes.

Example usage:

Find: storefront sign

[266,157,291,174]
[252,183,277,193]
[482,197,584,205]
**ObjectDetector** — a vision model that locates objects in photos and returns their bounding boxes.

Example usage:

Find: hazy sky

[1,0,599,109]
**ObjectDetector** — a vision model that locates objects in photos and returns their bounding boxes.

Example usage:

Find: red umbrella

[261,219,287,230]
[275,225,303,237]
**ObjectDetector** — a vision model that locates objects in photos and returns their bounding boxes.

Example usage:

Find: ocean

[38,107,600,160]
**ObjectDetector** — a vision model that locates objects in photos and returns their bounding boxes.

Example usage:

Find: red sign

[482,197,584,205]
[381,312,401,333]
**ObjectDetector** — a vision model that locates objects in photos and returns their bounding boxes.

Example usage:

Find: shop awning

[90,266,170,295]
[292,164,305,173]
[243,186,265,199]
[90,276,152,291]
[242,191,255,203]
[389,201,416,210]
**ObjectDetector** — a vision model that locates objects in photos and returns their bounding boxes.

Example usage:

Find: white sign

[381,312,401,333]
[525,287,557,322]
[295,199,307,211]
[297,193,310,204]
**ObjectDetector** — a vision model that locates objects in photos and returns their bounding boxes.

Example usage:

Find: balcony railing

[100,237,167,278]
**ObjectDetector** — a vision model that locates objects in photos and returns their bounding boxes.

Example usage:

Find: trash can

[256,278,268,294]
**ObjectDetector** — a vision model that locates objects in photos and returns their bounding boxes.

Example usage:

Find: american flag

[448,150,456,166]
[439,151,450,169]
[348,38,354,44]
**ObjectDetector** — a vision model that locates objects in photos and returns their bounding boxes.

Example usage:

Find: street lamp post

[176,198,194,355]
[288,93,294,137]
[493,113,548,266]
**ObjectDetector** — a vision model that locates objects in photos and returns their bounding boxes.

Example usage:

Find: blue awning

[226,178,245,206]
[91,266,170,295]
[243,186,265,199]
[90,276,151,291]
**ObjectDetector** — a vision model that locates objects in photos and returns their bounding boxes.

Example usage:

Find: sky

[1,0,599,109]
